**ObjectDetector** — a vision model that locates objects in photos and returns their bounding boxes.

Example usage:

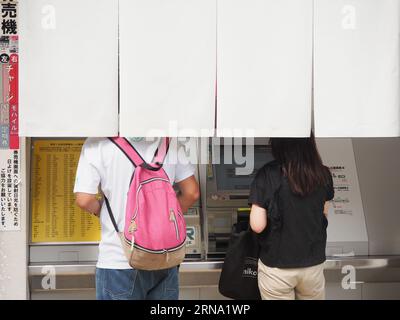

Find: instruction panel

[316,138,368,245]
[31,139,101,243]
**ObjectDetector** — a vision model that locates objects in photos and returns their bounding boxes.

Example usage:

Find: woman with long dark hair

[248,131,334,300]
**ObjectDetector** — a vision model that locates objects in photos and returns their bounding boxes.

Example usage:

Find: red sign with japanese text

[9,49,18,149]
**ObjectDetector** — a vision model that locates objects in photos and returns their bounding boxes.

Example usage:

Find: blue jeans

[95,267,179,300]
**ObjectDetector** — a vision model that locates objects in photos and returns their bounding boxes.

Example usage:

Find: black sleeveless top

[248,160,334,268]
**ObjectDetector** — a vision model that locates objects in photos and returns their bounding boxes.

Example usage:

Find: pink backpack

[104,137,187,270]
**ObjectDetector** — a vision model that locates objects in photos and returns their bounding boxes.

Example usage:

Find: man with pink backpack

[74,137,199,300]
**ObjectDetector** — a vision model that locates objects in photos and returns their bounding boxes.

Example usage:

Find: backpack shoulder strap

[109,137,170,168]
[108,137,145,167]
[104,196,119,232]
[140,137,171,171]
[104,137,171,233]
[152,137,170,165]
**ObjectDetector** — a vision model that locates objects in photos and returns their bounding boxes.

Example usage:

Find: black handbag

[218,165,282,300]
[218,221,261,300]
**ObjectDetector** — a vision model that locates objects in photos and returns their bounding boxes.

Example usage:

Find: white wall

[0,139,28,299]
[352,138,400,255]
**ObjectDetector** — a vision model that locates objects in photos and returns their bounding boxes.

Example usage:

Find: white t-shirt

[73,137,196,269]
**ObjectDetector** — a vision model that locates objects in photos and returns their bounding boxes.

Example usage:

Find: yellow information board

[31,139,101,243]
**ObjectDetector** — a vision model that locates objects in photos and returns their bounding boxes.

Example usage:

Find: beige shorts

[258,260,326,300]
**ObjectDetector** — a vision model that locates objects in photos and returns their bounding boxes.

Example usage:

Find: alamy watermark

[41,265,56,290]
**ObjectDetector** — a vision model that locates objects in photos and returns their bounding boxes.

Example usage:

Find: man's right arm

[75,193,102,217]
[73,139,101,216]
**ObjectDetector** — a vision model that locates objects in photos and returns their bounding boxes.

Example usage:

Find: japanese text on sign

[0,149,19,231]
[31,140,101,243]
[0,29,18,149]
[1,1,17,36]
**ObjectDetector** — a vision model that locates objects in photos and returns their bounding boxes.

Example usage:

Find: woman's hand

[323,201,330,218]
[250,204,268,234]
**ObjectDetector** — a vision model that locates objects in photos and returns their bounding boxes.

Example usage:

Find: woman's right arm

[323,201,330,218]
[250,204,268,234]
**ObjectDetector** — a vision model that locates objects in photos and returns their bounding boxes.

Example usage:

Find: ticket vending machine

[202,138,369,259]
[202,138,272,258]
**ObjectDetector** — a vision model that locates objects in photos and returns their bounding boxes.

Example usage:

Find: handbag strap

[267,164,283,219]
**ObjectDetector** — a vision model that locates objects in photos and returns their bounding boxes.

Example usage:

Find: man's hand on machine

[75,192,103,217]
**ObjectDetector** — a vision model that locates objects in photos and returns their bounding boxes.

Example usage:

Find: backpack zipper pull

[169,209,175,221]
[129,221,137,252]
[169,209,179,240]
[130,234,135,252]
[129,220,137,233]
